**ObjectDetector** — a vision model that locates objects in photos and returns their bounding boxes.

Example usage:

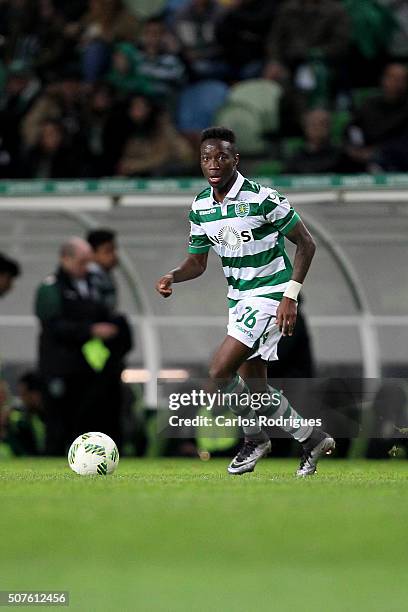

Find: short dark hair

[200,127,236,146]
[87,229,116,251]
[0,253,21,277]
[18,371,43,393]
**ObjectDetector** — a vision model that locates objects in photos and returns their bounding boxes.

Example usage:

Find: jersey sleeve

[188,209,211,254]
[260,190,301,235]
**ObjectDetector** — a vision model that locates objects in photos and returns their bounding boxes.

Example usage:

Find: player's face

[200,140,239,192]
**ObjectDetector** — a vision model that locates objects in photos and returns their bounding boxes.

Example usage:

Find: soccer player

[156,127,335,476]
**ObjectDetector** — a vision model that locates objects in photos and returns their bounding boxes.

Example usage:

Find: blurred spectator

[107,42,152,98]
[216,73,282,157]
[379,0,408,61]
[267,0,350,105]
[21,69,86,152]
[82,0,139,43]
[172,0,225,80]
[1,1,81,84]
[136,17,186,101]
[0,252,21,297]
[5,371,45,456]
[53,0,89,22]
[26,0,77,81]
[176,79,229,147]
[87,228,118,311]
[215,0,280,80]
[22,119,82,178]
[343,0,396,89]
[285,109,346,174]
[345,63,408,171]
[35,236,132,454]
[0,61,40,177]
[3,1,59,67]
[80,0,140,82]
[104,94,194,176]
[163,0,190,25]
[83,82,115,176]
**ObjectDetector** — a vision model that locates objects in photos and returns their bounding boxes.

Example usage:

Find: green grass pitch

[1,458,408,612]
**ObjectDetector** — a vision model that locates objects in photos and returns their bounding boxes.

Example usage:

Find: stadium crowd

[0,0,408,178]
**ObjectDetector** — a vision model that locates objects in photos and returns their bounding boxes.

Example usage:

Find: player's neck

[213,171,238,203]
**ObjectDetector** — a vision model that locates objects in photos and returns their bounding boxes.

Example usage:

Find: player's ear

[234,153,240,167]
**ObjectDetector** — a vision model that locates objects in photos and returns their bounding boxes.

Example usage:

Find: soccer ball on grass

[68,432,119,475]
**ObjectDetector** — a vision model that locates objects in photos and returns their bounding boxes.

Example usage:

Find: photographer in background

[5,372,45,456]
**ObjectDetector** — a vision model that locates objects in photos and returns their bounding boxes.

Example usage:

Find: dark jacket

[88,263,118,312]
[267,0,350,67]
[347,94,408,146]
[35,267,131,378]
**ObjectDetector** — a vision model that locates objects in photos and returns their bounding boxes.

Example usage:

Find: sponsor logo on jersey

[199,208,217,215]
[208,226,253,250]
[235,201,250,218]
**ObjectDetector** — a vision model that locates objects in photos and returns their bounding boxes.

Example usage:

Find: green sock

[258,385,313,443]
[221,374,263,439]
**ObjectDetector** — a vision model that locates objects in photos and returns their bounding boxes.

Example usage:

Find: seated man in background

[5,372,45,456]
[285,109,346,174]
[345,63,408,171]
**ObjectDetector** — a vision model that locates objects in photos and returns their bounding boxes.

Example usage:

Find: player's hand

[156,274,174,298]
[276,297,297,336]
[91,323,119,339]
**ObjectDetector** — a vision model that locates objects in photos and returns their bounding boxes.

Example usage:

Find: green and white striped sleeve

[260,191,300,236]
[188,209,211,254]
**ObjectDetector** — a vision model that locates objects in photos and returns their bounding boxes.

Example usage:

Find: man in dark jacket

[35,237,132,455]
[345,63,408,171]
[87,228,118,312]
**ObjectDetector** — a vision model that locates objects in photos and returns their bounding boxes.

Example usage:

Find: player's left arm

[277,219,316,336]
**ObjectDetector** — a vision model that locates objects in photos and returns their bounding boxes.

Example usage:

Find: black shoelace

[236,440,257,462]
[299,451,311,469]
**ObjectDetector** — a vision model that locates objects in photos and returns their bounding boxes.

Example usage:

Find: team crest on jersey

[235,201,250,218]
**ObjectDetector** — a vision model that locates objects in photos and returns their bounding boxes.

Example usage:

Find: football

[68,432,119,476]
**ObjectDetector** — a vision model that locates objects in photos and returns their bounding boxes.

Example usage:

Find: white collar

[211,172,245,203]
[88,262,103,274]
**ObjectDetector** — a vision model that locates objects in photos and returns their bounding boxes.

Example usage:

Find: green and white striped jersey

[188,172,300,304]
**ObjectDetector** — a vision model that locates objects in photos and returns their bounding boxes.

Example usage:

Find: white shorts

[227,296,282,361]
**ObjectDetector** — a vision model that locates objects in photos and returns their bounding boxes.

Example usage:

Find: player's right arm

[156,252,208,298]
[156,205,211,298]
